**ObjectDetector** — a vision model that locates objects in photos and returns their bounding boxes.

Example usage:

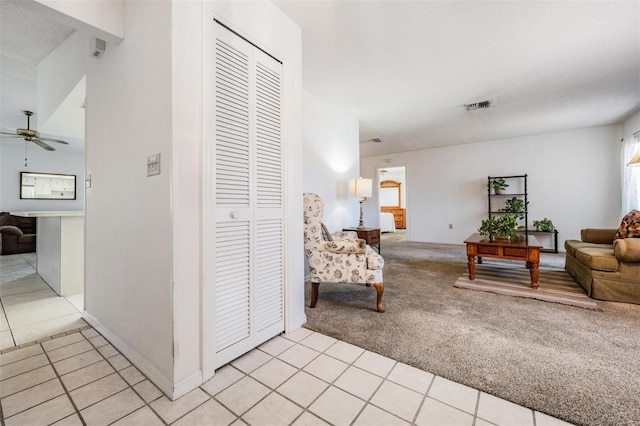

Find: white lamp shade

[628,149,640,166]
[349,177,373,198]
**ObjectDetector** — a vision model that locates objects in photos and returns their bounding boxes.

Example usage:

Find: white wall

[361,125,623,247]
[0,143,84,212]
[84,0,174,389]
[38,30,95,133]
[302,90,360,231]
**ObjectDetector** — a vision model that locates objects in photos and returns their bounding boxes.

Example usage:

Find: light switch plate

[147,153,161,177]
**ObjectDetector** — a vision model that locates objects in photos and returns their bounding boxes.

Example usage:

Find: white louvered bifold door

[211,24,284,370]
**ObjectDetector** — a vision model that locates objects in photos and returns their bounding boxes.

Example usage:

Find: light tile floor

[0,253,574,425]
[0,253,86,350]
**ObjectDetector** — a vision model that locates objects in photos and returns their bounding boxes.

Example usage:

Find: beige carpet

[454,263,599,310]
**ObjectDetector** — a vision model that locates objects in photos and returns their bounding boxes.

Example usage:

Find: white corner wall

[361,125,623,247]
[84,0,174,391]
[302,90,360,231]
[0,143,84,212]
[38,30,96,130]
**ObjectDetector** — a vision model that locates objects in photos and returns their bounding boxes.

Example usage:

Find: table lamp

[349,177,373,228]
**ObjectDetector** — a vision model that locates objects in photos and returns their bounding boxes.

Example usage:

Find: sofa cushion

[565,239,613,257]
[615,209,640,239]
[575,247,619,272]
[581,228,617,244]
[0,225,23,236]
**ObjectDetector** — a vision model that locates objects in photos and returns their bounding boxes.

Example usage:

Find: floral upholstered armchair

[303,193,385,312]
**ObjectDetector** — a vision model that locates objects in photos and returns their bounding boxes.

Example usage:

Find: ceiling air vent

[465,100,491,111]
[360,137,384,144]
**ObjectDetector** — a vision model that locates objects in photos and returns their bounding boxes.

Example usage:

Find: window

[621,134,640,215]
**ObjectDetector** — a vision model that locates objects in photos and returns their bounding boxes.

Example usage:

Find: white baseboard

[82,312,180,400]
[173,370,204,400]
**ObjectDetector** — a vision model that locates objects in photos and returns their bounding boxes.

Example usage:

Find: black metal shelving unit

[487,174,559,252]
[487,174,529,240]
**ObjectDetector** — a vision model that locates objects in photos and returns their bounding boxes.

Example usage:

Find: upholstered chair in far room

[303,193,385,312]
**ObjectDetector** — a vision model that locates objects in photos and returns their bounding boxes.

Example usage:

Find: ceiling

[1,1,637,158]
[273,0,640,157]
[0,1,83,152]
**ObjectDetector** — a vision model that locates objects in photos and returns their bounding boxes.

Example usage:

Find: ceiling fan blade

[32,139,56,151]
[0,132,20,137]
[38,137,69,145]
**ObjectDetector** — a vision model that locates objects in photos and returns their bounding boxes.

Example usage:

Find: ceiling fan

[0,110,69,151]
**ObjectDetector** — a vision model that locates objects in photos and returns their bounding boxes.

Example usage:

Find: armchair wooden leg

[372,283,385,313]
[310,282,319,308]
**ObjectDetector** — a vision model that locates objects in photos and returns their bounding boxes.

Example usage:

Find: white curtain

[621,134,640,216]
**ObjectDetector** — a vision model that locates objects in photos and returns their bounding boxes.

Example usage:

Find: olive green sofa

[565,228,640,304]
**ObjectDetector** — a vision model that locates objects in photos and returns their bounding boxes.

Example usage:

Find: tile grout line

[81,330,169,426]
[282,333,413,426]
[411,373,437,425]
[0,324,89,354]
[39,342,87,425]
[348,356,401,426]
[0,295,17,350]
[281,333,401,426]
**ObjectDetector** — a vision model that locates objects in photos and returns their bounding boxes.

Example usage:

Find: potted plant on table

[489,178,508,195]
[533,218,555,232]
[478,215,519,241]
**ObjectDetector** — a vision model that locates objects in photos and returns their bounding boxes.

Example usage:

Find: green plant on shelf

[533,218,555,232]
[478,215,519,240]
[499,197,528,220]
[489,177,508,195]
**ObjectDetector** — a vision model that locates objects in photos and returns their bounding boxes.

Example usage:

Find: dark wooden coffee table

[464,233,543,289]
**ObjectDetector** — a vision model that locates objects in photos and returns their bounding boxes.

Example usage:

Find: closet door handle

[231,211,240,219]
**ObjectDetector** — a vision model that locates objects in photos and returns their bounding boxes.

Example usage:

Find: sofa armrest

[323,239,366,254]
[614,238,640,263]
[331,231,358,241]
[581,228,617,244]
[0,225,24,236]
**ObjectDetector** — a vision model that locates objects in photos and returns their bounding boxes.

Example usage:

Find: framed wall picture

[20,172,77,200]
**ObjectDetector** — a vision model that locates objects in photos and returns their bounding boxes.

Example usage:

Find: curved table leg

[468,255,476,280]
[529,263,539,289]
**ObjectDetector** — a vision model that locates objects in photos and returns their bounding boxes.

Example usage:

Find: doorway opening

[378,165,407,242]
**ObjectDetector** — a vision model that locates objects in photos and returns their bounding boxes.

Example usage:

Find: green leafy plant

[533,218,555,232]
[478,215,519,240]
[489,178,508,194]
[500,197,528,220]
